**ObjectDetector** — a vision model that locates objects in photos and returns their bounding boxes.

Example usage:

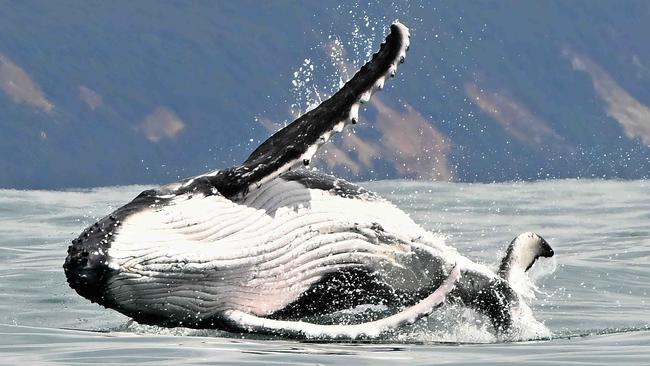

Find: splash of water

[287,7,383,118]
[509,256,558,300]
[502,256,558,341]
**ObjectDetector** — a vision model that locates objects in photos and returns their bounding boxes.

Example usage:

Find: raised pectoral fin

[222,265,460,340]
[213,22,410,197]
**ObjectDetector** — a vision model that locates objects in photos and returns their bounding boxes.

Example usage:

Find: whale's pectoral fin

[213,22,410,197]
[222,265,459,340]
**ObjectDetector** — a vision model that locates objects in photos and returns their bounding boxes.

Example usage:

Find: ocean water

[0,179,648,365]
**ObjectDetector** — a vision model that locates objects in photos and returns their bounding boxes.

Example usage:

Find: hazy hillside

[1,1,649,189]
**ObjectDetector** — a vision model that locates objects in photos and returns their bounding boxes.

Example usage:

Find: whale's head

[63,185,248,328]
[63,189,163,308]
[64,214,118,306]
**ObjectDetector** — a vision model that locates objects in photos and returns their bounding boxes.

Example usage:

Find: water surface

[1,180,648,364]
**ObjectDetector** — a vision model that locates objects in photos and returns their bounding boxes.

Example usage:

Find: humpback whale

[64,22,555,339]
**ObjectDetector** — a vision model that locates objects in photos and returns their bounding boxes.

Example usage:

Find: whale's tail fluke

[449,233,554,333]
[497,232,554,281]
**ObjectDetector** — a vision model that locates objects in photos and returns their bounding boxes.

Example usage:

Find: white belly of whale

[105,177,461,320]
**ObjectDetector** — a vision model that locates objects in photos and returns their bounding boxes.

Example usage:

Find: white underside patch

[106,177,469,321]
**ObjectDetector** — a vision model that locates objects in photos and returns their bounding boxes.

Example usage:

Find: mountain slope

[0,1,648,189]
